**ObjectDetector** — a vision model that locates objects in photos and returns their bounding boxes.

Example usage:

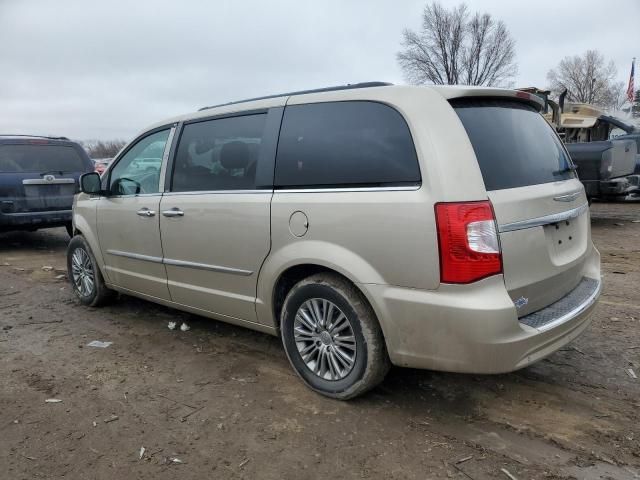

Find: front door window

[108,130,170,195]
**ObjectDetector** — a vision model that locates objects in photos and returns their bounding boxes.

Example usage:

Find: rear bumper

[361,269,601,374]
[0,209,72,230]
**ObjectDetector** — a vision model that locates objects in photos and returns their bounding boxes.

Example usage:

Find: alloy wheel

[293,298,357,381]
[71,248,94,297]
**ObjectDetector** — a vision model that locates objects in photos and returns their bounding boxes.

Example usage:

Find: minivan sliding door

[159,109,281,322]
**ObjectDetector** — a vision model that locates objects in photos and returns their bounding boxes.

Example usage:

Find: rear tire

[280,273,389,400]
[67,235,113,307]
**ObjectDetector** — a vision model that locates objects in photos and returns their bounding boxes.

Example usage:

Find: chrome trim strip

[3,209,71,217]
[275,185,421,194]
[158,126,175,192]
[163,258,253,276]
[535,278,602,332]
[162,189,272,196]
[498,203,589,233]
[106,193,163,199]
[106,249,163,264]
[22,178,75,185]
[553,191,581,202]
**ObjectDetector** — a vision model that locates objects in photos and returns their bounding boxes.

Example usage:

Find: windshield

[452,99,575,191]
[0,144,85,173]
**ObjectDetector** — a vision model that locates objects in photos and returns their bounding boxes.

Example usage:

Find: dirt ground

[1,202,639,480]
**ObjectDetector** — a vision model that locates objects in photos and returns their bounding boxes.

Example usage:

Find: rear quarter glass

[451,99,575,191]
[274,101,421,188]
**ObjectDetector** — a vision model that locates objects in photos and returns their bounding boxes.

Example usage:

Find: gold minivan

[69,82,601,399]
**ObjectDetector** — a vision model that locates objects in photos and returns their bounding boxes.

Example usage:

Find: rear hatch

[452,98,592,316]
[0,142,86,214]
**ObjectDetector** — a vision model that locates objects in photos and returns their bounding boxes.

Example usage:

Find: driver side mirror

[80,172,103,195]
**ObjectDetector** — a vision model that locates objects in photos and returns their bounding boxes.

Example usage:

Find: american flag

[627,58,635,103]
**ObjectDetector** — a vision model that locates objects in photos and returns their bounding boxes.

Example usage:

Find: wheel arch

[70,216,109,282]
[260,260,387,345]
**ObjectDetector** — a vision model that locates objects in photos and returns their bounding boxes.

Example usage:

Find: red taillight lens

[435,201,502,284]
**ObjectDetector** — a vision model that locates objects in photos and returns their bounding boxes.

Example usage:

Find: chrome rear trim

[22,178,75,185]
[498,203,589,233]
[2,209,71,217]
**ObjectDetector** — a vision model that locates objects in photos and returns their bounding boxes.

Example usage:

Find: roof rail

[198,81,393,111]
[0,134,70,141]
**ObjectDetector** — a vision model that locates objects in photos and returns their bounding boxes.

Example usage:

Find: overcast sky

[1,0,638,142]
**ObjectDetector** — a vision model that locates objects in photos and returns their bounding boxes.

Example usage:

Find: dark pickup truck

[565,137,638,200]
[0,135,94,235]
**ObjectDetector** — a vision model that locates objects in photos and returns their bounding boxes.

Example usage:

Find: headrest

[220,141,250,170]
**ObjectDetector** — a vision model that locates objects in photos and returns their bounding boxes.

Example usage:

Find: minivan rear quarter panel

[257,87,493,330]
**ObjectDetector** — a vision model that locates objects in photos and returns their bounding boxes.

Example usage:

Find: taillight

[435,201,502,284]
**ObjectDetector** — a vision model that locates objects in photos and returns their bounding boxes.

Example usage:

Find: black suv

[0,135,94,235]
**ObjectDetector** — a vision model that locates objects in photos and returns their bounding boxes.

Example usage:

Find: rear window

[452,99,574,191]
[0,144,86,173]
[274,101,420,188]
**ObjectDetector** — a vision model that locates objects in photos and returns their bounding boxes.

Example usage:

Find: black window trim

[165,107,283,193]
[272,99,422,191]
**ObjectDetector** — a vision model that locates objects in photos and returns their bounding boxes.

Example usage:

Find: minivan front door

[97,128,173,300]
[159,113,273,322]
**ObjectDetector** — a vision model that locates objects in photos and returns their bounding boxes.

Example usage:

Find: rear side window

[274,101,420,188]
[172,114,267,192]
[0,145,85,173]
[452,99,574,191]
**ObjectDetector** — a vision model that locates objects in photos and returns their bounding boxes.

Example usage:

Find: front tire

[280,273,389,400]
[67,236,113,307]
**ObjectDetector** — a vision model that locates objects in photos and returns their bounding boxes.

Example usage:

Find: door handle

[162,207,184,217]
[136,208,156,217]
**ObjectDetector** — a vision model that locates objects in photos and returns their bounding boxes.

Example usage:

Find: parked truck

[518,88,638,201]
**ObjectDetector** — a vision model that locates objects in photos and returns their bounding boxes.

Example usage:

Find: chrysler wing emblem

[553,191,581,202]
[44,174,55,182]
[514,296,529,309]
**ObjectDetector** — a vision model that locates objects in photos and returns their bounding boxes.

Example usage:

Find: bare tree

[547,50,624,110]
[81,139,127,159]
[607,81,628,112]
[397,2,517,87]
